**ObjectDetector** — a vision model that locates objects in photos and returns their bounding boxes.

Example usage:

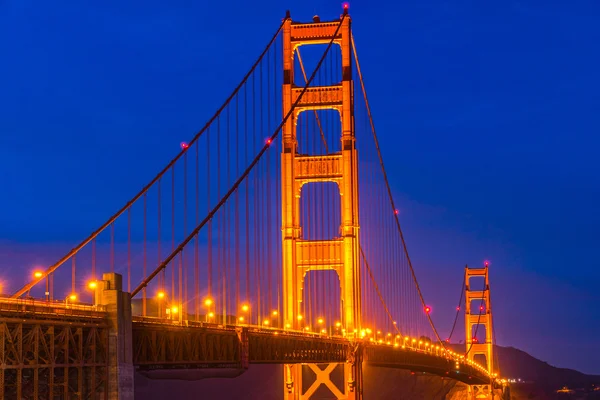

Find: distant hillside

[447,344,599,387]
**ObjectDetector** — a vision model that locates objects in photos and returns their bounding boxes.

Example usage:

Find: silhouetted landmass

[134,344,600,399]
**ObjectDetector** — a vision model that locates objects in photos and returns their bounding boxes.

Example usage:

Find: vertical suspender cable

[143,193,147,316]
[171,167,176,300]
[183,151,188,314]
[126,210,130,293]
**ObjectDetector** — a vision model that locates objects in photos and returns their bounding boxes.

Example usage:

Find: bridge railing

[0,296,107,318]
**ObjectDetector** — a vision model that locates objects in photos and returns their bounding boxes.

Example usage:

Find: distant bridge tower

[281,10,362,400]
[465,263,495,399]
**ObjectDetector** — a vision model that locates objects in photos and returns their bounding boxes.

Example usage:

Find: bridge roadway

[0,297,491,399]
[133,316,490,385]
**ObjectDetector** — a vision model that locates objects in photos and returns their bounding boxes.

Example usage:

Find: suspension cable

[11,19,288,299]
[133,12,349,297]
[447,268,466,342]
[360,246,402,336]
[351,34,445,346]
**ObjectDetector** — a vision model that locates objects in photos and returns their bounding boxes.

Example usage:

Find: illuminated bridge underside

[131,320,490,385]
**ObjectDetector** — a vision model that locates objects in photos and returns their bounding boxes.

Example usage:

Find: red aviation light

[394,209,399,215]
[424,306,431,314]
[180,142,189,150]
[265,138,272,145]
[342,2,350,10]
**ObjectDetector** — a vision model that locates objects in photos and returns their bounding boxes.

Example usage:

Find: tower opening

[300,269,342,334]
[293,44,342,87]
[300,182,341,241]
[296,109,342,155]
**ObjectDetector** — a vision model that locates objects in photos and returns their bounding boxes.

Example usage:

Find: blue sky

[0,1,599,374]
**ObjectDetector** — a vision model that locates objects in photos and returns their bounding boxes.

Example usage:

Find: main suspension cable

[133,12,349,297]
[11,19,288,299]
[447,269,466,342]
[351,35,445,346]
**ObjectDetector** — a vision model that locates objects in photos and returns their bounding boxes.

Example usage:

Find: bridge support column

[97,272,134,400]
[284,346,362,400]
[284,363,362,400]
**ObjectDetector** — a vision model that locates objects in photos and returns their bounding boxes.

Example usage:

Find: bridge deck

[0,304,492,391]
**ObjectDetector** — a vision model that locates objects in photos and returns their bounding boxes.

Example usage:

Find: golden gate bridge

[0,8,508,400]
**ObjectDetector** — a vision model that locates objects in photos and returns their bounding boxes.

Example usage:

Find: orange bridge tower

[281,10,362,400]
[465,263,495,399]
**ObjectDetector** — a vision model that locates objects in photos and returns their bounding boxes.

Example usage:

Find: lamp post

[87,281,97,306]
[65,293,77,308]
[204,298,213,323]
[240,303,250,325]
[157,291,166,318]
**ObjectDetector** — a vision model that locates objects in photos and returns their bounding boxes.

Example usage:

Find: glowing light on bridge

[157,291,165,299]
[424,306,431,314]
[180,142,189,150]
[204,298,213,307]
[33,271,43,279]
[87,281,97,290]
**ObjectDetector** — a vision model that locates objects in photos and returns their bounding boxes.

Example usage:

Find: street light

[65,294,77,308]
[157,291,166,318]
[240,303,250,325]
[204,298,213,322]
[87,281,97,306]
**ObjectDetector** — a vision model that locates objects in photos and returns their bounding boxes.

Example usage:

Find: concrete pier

[97,273,134,400]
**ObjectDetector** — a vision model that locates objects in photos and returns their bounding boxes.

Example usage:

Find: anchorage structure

[465,264,495,399]
[281,11,362,400]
